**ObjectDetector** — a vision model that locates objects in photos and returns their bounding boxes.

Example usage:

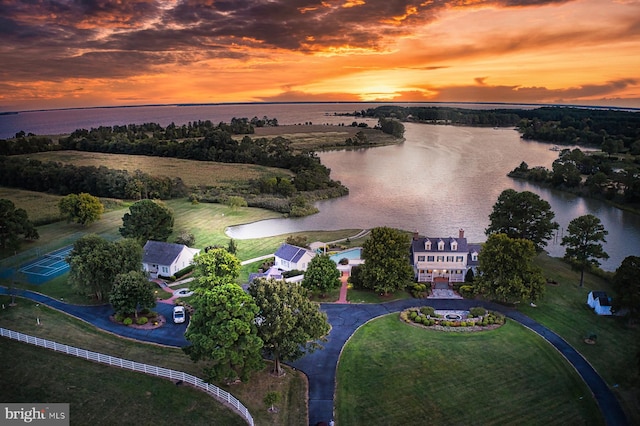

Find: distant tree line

[509,148,640,206]
[361,105,640,150]
[0,118,346,215]
[0,156,186,199]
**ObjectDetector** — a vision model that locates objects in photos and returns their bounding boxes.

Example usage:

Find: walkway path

[0,287,627,426]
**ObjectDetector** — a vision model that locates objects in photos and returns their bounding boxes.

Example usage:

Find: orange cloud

[0,0,638,111]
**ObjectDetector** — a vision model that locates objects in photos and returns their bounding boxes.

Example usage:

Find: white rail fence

[0,327,254,426]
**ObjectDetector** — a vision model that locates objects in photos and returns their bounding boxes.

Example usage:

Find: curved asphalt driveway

[0,287,189,347]
[1,287,627,426]
[292,299,628,426]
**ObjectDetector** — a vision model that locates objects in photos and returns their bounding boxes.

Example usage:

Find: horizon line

[3,100,639,116]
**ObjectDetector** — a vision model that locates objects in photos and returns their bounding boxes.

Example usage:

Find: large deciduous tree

[249,278,330,376]
[184,283,264,383]
[486,189,559,251]
[355,227,414,295]
[120,199,174,243]
[611,256,640,321]
[191,247,241,290]
[561,214,609,287]
[67,235,142,301]
[109,270,156,318]
[302,254,341,297]
[58,192,104,226]
[0,199,39,251]
[474,233,546,304]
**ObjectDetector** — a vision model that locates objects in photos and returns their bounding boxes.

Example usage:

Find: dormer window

[471,251,478,261]
[438,240,444,251]
[425,240,431,250]
[451,239,458,251]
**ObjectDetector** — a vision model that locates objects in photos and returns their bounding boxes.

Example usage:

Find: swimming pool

[329,247,362,263]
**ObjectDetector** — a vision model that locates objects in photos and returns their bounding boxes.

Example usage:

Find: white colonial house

[273,243,316,272]
[587,291,613,316]
[410,229,481,286]
[142,240,200,279]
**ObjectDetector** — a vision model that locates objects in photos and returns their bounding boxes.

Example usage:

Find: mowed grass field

[244,125,400,152]
[0,295,307,426]
[522,253,640,423]
[336,315,604,425]
[15,150,292,187]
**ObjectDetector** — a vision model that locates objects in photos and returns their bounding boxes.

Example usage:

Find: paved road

[0,287,189,347]
[292,299,629,426]
[0,287,628,426]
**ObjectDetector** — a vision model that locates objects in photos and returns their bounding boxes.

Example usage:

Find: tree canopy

[120,199,174,243]
[301,254,341,297]
[67,235,142,301]
[474,233,546,304]
[249,278,330,376]
[191,247,241,290]
[612,256,640,321]
[184,283,264,383]
[486,189,559,251]
[561,214,609,287]
[352,227,414,295]
[0,199,39,251]
[58,192,104,226]
[109,270,156,318]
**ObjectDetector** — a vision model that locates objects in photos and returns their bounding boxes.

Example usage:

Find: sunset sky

[1,0,639,112]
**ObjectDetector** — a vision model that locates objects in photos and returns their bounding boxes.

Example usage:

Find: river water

[1,103,638,270]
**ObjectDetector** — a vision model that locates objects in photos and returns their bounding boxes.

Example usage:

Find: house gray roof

[411,236,470,253]
[591,291,610,306]
[275,243,311,263]
[143,240,187,265]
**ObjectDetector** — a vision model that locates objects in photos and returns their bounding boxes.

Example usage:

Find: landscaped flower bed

[400,306,505,331]
[110,308,165,329]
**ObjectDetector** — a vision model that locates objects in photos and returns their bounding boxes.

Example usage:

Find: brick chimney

[459,229,464,239]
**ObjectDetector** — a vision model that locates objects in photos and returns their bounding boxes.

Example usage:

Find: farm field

[247,124,399,151]
[14,151,292,188]
[336,315,604,425]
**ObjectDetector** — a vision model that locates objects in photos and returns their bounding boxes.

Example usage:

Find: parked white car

[172,306,186,324]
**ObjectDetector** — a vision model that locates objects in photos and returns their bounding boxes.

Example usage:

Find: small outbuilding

[142,240,200,279]
[273,243,316,272]
[587,291,612,316]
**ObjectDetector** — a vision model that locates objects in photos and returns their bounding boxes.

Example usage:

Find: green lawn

[336,315,604,425]
[0,338,247,426]
[521,253,640,423]
[0,295,307,426]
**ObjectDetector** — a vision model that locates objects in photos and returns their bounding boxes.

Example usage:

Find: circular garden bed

[400,306,505,331]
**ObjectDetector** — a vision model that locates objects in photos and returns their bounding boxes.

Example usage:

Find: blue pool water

[329,248,362,263]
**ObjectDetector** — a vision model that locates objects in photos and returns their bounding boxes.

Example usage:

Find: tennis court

[18,245,73,284]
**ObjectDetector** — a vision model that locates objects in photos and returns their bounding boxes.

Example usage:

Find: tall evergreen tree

[184,283,264,383]
[612,256,640,321]
[249,278,330,376]
[486,189,559,251]
[120,199,174,243]
[561,214,609,287]
[357,227,413,295]
[475,233,546,304]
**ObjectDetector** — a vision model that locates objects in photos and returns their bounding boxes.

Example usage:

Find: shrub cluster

[408,283,429,298]
[400,307,506,330]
